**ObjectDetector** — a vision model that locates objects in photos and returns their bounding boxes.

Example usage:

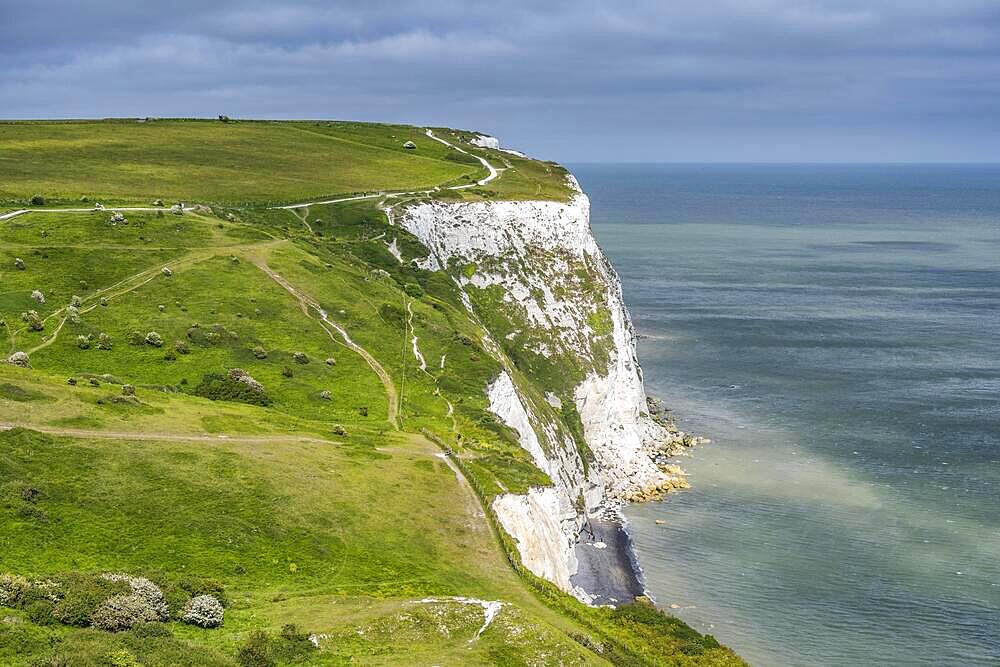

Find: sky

[2,1,1000,162]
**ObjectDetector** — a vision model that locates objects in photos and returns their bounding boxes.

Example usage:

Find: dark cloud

[2,1,999,161]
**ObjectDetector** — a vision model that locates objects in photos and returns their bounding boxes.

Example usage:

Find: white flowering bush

[181,594,224,628]
[76,334,92,350]
[161,267,173,277]
[228,368,265,393]
[145,332,163,347]
[14,257,25,270]
[91,594,160,631]
[0,574,30,606]
[67,305,81,324]
[7,351,30,368]
[30,290,45,304]
[100,573,168,621]
[97,333,113,350]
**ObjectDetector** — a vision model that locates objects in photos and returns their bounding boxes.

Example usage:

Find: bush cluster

[193,372,271,406]
[101,573,168,621]
[1,571,228,635]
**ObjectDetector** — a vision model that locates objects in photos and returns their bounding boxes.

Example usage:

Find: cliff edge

[400,175,684,602]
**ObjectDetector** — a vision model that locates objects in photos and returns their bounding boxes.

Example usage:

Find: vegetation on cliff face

[0,119,744,665]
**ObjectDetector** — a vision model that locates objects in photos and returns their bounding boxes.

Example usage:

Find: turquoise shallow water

[576,164,1000,666]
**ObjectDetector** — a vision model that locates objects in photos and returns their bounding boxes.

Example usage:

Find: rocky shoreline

[623,396,710,503]
[574,395,711,606]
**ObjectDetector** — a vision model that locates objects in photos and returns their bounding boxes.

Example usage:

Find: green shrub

[21,310,44,332]
[404,282,424,298]
[159,576,228,617]
[274,623,317,661]
[97,333,113,350]
[292,351,309,364]
[128,331,145,346]
[378,303,406,329]
[251,346,267,359]
[51,572,129,627]
[26,600,58,625]
[30,194,45,206]
[144,332,163,347]
[193,373,271,407]
[237,630,275,667]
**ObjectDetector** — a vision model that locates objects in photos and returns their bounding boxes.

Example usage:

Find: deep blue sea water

[574,164,1000,666]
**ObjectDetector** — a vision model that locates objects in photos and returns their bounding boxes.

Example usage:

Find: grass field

[0,119,744,666]
[0,120,480,206]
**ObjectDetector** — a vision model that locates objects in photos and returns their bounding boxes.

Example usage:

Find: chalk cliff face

[399,176,668,602]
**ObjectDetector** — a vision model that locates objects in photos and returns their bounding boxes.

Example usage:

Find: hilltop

[0,118,743,666]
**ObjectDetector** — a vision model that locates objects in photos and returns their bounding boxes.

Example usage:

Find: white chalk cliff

[400,172,668,602]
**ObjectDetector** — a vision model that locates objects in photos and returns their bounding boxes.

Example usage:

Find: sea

[573,163,1000,666]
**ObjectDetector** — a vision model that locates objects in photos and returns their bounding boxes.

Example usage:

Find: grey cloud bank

[2,0,999,162]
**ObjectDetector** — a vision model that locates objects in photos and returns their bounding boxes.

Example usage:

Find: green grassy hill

[0,119,743,666]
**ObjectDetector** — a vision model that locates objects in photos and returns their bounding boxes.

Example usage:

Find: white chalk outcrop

[470,134,500,150]
[400,174,668,601]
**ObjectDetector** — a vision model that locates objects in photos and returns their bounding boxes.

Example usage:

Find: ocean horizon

[577,162,1000,666]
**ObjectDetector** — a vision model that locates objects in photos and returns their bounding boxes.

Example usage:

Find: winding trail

[424,129,499,188]
[271,128,499,213]
[1,205,196,222]
[248,257,400,429]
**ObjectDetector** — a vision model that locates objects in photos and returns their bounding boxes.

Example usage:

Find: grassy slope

[0,120,743,666]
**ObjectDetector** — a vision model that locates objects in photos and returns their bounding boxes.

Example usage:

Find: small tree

[21,310,43,332]
[29,194,45,206]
